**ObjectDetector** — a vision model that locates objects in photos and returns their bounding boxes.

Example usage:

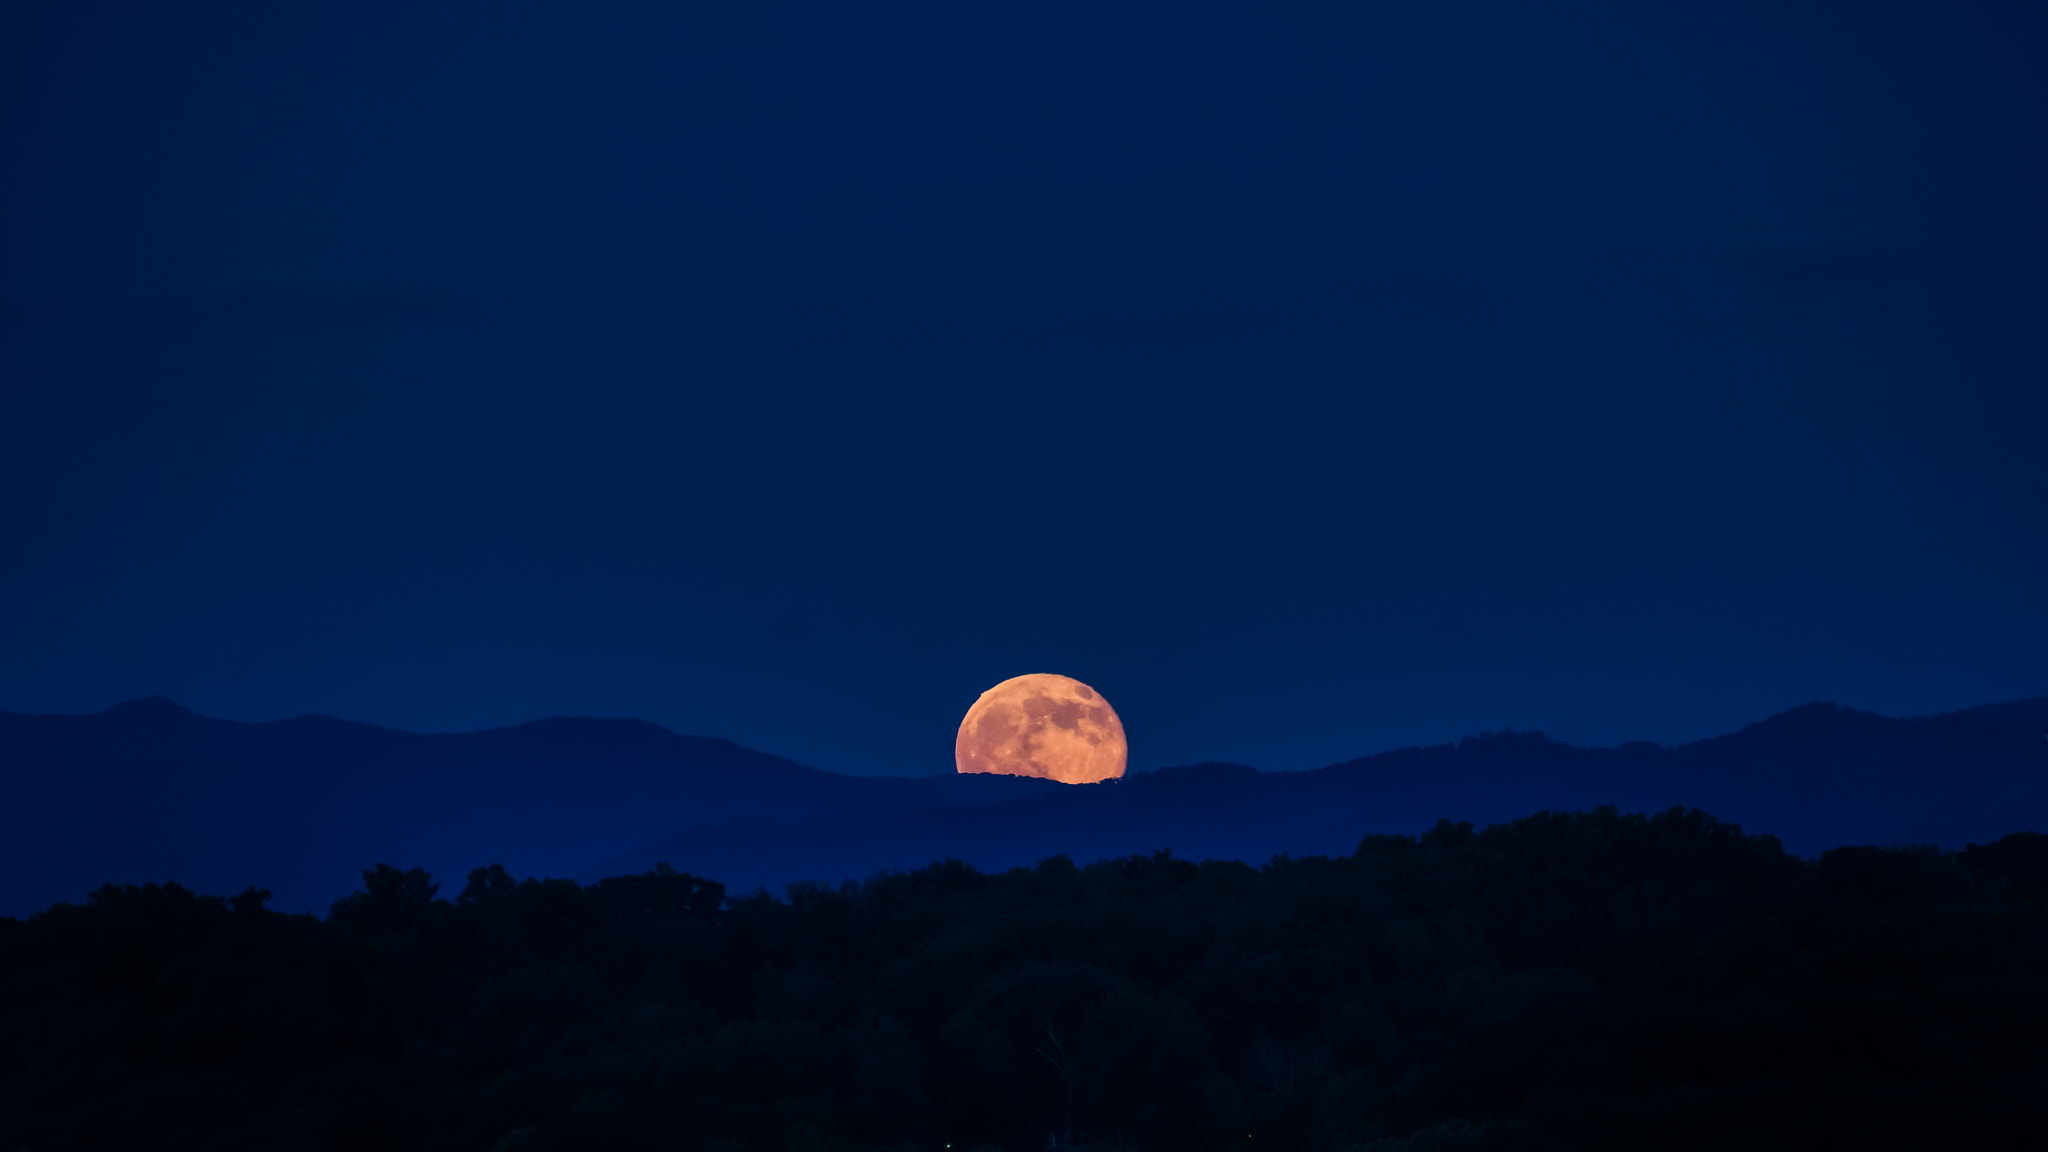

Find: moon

[955,673,1127,784]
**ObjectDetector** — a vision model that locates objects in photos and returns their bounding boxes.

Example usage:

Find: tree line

[3,806,2046,1151]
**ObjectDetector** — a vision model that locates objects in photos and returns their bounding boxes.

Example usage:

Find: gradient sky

[3,1,2044,776]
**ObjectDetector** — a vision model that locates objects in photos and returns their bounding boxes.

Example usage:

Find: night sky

[4,1,2043,777]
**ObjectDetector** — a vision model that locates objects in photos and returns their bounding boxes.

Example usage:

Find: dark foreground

[4,808,2046,1151]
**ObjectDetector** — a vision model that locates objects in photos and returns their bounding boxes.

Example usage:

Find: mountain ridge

[3,695,2043,917]
[588,699,2048,892]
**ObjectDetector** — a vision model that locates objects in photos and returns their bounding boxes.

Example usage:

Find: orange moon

[955,673,1127,784]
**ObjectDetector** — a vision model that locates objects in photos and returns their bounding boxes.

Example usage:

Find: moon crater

[955,673,1127,784]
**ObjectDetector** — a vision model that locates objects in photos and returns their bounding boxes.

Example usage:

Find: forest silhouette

[5,807,2047,1151]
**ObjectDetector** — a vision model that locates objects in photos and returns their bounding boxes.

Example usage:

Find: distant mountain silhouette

[589,701,2048,892]
[2,696,2043,916]
[1963,694,2048,728]
[0,697,1060,916]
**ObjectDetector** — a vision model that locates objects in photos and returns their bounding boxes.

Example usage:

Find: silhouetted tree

[4,809,2047,1151]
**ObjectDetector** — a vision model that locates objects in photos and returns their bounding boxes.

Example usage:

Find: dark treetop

[4,809,2047,1151]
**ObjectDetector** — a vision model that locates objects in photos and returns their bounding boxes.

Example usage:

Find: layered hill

[591,699,2048,892]
[3,695,2044,916]
[0,697,1059,916]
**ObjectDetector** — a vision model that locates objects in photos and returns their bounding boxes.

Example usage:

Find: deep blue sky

[3,1,2043,776]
